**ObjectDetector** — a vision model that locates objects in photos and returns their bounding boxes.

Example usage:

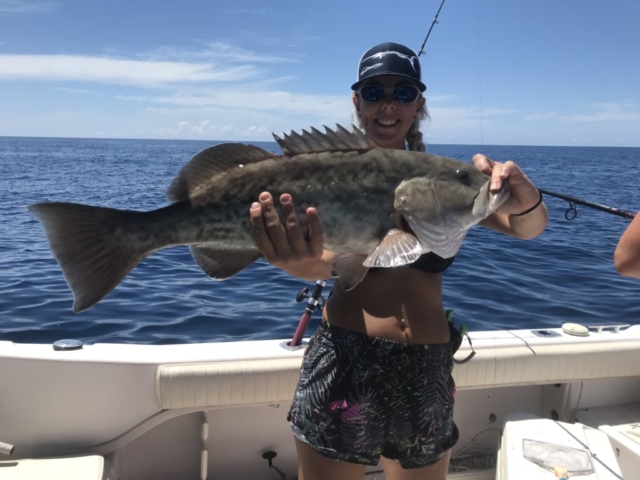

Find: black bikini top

[369,251,455,275]
[406,251,455,273]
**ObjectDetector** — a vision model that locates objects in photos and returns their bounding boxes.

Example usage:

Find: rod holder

[262,451,286,480]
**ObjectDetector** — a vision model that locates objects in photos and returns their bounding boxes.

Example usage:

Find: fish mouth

[473,181,510,218]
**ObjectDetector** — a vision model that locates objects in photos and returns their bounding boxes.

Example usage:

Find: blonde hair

[406,101,429,152]
[352,92,430,152]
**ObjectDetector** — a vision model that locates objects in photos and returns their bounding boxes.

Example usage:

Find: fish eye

[456,169,471,185]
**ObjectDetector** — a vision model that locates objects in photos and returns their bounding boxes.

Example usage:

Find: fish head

[393,161,510,257]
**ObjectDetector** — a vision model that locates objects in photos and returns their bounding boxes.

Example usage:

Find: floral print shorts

[288,321,459,469]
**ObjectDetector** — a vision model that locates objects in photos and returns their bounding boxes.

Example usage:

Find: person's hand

[472,154,541,215]
[249,192,325,277]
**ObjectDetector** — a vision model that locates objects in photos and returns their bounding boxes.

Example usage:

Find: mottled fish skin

[28,125,509,312]
[132,148,496,254]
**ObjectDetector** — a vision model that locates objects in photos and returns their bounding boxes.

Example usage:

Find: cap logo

[360,62,383,76]
[360,50,419,76]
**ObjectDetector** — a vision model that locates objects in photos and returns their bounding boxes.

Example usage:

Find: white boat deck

[0,324,637,479]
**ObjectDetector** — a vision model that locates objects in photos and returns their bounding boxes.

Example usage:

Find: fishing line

[463,1,634,222]
[539,189,636,221]
[476,0,484,146]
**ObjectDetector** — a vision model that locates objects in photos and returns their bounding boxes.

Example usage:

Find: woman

[614,214,640,278]
[250,42,548,480]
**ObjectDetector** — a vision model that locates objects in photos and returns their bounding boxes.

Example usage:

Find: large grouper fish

[29,124,509,313]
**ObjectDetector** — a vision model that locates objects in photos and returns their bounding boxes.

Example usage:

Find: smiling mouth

[375,119,400,127]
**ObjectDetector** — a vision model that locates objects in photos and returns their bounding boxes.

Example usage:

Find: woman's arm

[249,191,336,280]
[474,154,548,239]
[614,214,640,278]
[480,202,548,239]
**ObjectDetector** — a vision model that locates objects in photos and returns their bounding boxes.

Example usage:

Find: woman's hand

[473,154,548,239]
[249,192,331,279]
[472,154,541,215]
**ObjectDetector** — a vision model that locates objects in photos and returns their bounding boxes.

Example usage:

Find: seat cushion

[0,455,103,480]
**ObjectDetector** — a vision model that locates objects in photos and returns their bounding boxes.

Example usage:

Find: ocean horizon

[1,136,639,345]
[2,134,638,150]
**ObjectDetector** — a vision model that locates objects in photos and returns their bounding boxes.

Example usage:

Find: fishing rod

[289,280,326,347]
[539,189,636,221]
[418,0,447,56]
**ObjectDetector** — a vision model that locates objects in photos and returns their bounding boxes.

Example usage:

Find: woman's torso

[323,266,451,344]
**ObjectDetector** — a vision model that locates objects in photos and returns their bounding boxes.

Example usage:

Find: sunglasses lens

[393,86,419,103]
[358,85,419,103]
[359,86,385,103]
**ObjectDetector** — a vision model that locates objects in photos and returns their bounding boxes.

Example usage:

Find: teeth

[378,119,397,126]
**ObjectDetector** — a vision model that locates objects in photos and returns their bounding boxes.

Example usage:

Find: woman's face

[353,75,426,150]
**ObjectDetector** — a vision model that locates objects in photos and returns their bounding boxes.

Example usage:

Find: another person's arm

[249,191,336,280]
[474,154,548,239]
[614,214,640,278]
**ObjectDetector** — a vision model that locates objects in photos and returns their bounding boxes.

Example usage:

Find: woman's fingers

[473,154,517,192]
[306,207,324,258]
[250,192,324,265]
[280,194,308,256]
[472,154,494,174]
[259,192,290,257]
[249,200,275,260]
[489,163,506,191]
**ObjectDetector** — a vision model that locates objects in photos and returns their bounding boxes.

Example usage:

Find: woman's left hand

[472,154,541,215]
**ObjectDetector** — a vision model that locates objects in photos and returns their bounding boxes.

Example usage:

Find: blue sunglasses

[357,85,420,104]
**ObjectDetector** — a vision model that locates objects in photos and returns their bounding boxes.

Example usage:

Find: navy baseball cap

[351,42,426,92]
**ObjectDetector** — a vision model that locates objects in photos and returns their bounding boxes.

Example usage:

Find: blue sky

[0,0,638,146]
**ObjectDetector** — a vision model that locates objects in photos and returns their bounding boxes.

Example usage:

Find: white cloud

[424,94,457,103]
[0,0,55,14]
[53,86,94,95]
[150,121,276,141]
[567,103,640,122]
[225,7,269,15]
[0,54,262,86]
[427,106,517,129]
[117,89,350,117]
[523,112,560,121]
[524,103,640,122]
[148,41,295,64]
[247,125,270,135]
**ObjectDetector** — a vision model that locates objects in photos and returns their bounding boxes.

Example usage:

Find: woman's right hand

[249,191,330,280]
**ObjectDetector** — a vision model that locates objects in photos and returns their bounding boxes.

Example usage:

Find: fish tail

[28,202,149,313]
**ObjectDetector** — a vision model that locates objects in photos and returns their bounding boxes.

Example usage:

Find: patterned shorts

[288,321,459,469]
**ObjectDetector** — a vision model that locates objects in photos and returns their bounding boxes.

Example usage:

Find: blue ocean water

[1,137,639,345]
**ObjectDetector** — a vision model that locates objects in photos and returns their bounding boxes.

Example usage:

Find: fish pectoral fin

[190,245,260,280]
[437,229,468,258]
[405,219,469,258]
[363,229,422,268]
[331,254,370,291]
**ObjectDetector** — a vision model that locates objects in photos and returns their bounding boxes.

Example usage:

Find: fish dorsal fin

[168,143,277,202]
[363,229,422,268]
[273,124,376,156]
